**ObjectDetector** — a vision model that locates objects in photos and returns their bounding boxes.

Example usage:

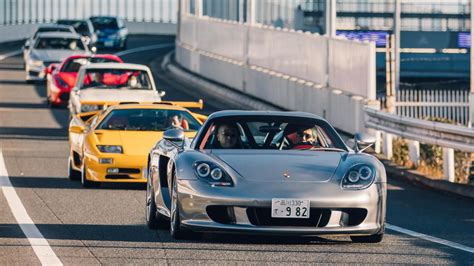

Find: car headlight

[342,164,375,189]
[29,59,43,67]
[193,162,233,187]
[97,145,123,154]
[81,104,101,113]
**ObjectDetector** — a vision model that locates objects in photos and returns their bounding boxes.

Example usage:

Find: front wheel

[169,171,198,239]
[81,163,100,188]
[351,232,384,243]
[146,167,167,229]
[68,157,81,181]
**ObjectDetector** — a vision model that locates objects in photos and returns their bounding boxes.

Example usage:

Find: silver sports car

[146,111,386,243]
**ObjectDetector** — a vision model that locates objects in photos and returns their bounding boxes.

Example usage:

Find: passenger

[215,123,240,149]
[127,75,142,88]
[285,125,317,150]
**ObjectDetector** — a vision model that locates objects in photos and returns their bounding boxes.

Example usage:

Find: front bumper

[177,179,386,236]
[26,65,46,81]
[84,153,147,183]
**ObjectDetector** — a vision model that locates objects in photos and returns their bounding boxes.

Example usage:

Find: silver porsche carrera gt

[146,111,386,243]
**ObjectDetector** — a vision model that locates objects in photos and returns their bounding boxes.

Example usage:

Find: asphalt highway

[0,35,473,265]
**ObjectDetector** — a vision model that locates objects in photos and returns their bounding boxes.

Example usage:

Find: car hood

[79,89,161,103]
[57,72,78,88]
[211,150,343,182]
[92,130,197,156]
[93,131,163,156]
[31,49,86,62]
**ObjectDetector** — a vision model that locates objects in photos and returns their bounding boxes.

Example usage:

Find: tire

[68,157,81,181]
[169,170,199,239]
[81,163,100,188]
[146,167,167,229]
[351,232,384,243]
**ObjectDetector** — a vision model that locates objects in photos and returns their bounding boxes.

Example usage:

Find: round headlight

[196,163,210,177]
[210,168,223,181]
[359,166,372,180]
[348,171,360,183]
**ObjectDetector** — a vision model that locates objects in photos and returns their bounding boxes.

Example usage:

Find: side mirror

[163,128,184,142]
[351,133,376,153]
[158,91,166,98]
[69,125,85,134]
[91,46,97,54]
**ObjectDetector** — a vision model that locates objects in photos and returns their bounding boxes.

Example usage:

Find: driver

[87,72,104,88]
[215,123,240,149]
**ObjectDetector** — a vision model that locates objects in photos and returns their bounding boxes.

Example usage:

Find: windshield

[61,57,121,72]
[34,37,85,50]
[57,20,91,35]
[34,27,72,39]
[97,109,201,132]
[199,116,347,151]
[80,68,152,90]
[90,17,118,30]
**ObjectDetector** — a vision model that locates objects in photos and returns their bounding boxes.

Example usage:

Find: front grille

[118,168,140,174]
[106,174,132,179]
[247,207,331,227]
[28,70,40,76]
[206,206,236,224]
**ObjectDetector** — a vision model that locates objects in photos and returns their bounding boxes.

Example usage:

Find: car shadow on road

[7,176,146,190]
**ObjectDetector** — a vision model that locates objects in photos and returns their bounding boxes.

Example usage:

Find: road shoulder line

[0,149,63,265]
[387,223,474,254]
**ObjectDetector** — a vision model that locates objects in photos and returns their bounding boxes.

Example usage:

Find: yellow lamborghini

[68,101,206,187]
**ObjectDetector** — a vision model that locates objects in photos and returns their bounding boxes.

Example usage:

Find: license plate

[104,41,114,47]
[271,198,310,218]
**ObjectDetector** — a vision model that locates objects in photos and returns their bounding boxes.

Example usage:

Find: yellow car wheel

[68,157,81,181]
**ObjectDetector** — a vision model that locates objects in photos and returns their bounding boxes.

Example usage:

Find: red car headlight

[54,75,69,89]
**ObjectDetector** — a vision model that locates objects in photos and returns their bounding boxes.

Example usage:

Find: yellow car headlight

[97,145,123,154]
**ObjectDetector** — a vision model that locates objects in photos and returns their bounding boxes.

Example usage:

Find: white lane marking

[114,43,174,57]
[387,224,474,254]
[0,149,63,265]
[0,50,22,61]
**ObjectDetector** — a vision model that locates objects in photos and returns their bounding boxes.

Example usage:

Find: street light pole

[394,0,401,94]
[325,0,336,37]
[470,0,474,127]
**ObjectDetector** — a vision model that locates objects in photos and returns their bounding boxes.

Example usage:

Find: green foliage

[392,138,410,167]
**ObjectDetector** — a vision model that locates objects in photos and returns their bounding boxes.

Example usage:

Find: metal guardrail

[0,0,177,25]
[365,107,474,153]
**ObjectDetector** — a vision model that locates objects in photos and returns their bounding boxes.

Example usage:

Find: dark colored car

[57,19,98,48]
[89,16,128,50]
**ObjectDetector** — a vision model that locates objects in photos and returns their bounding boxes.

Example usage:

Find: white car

[69,63,166,115]
[23,24,76,62]
[25,32,90,82]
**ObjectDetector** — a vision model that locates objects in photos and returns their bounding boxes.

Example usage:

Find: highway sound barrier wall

[176,15,378,134]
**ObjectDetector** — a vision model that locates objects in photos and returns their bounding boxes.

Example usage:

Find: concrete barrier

[0,22,177,44]
[176,44,379,134]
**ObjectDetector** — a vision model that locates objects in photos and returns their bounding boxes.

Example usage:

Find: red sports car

[46,54,123,107]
